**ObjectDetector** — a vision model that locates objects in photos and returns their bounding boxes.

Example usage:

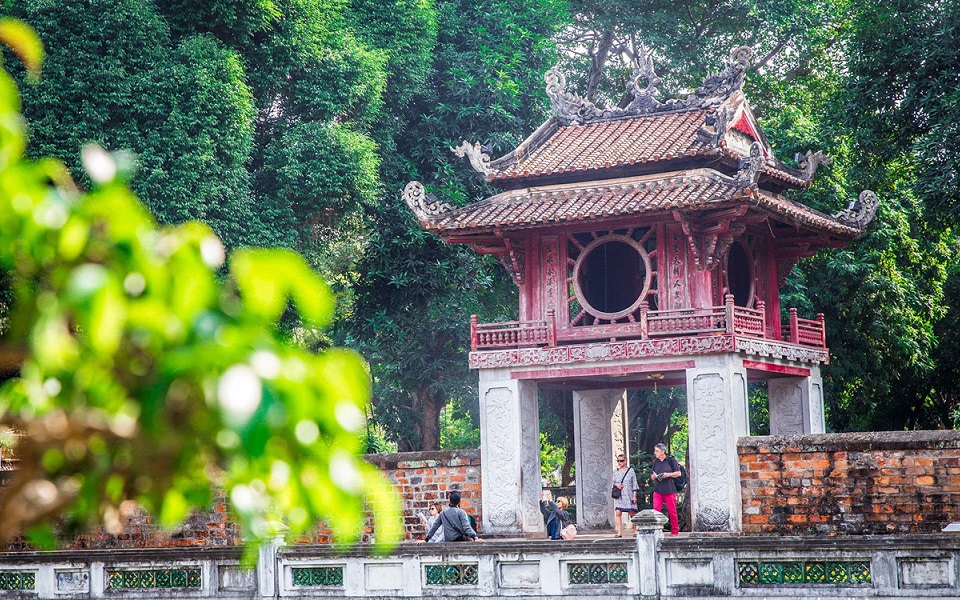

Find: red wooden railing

[470,310,557,350]
[783,308,827,348]
[470,302,826,351]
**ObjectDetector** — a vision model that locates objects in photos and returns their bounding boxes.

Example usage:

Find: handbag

[611,467,631,499]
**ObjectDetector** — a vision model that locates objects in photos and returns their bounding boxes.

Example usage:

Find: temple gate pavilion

[403,47,878,535]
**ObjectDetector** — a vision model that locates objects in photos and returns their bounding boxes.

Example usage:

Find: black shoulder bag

[611,468,631,499]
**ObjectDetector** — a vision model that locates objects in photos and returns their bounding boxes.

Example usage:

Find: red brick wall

[4,450,480,549]
[365,449,482,541]
[739,431,960,535]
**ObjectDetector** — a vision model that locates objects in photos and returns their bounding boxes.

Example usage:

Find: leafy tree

[337,0,568,450]
[0,21,399,550]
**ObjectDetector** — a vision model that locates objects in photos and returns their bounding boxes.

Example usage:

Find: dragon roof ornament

[403,181,454,222]
[451,141,493,175]
[735,141,765,187]
[834,190,879,230]
[545,45,754,126]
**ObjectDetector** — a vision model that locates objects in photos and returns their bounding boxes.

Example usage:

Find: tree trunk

[586,29,616,102]
[413,386,444,451]
[628,388,685,457]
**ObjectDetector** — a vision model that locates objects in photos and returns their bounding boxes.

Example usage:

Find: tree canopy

[3,0,960,468]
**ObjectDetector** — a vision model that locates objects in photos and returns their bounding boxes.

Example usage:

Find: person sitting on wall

[420,502,445,543]
[418,491,484,543]
[649,442,681,536]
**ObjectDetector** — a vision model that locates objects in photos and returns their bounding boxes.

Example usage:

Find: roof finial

[627,44,663,113]
[403,181,454,222]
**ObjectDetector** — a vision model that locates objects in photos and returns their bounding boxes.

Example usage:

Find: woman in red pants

[649,443,681,535]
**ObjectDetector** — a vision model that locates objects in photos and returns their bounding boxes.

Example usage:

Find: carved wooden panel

[541,235,560,320]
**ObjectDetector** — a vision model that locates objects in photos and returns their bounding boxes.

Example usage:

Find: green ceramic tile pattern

[423,563,479,585]
[291,566,345,587]
[0,571,35,591]
[738,560,871,586]
[106,568,202,590]
[568,562,629,585]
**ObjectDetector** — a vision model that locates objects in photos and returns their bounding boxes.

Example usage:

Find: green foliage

[338,0,567,451]
[0,24,399,550]
[539,432,567,487]
[748,383,770,436]
[438,399,480,450]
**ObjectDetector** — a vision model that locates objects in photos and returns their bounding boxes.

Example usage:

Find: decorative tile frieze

[0,571,35,591]
[106,567,202,590]
[424,563,479,586]
[292,566,344,587]
[470,335,736,369]
[737,560,871,586]
[568,562,629,585]
[736,337,829,364]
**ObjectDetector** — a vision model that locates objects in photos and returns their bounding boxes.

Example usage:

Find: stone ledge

[661,533,960,553]
[0,546,244,564]
[738,431,960,453]
[280,538,635,559]
[364,449,482,470]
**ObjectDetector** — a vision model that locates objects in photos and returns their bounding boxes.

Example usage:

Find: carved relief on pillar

[520,384,544,530]
[770,381,804,435]
[611,397,626,457]
[484,387,520,529]
[810,383,825,434]
[575,390,617,527]
[691,373,732,531]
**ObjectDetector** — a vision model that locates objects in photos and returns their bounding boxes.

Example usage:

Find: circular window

[572,234,652,320]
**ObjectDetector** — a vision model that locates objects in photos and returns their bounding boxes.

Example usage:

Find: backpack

[674,461,688,491]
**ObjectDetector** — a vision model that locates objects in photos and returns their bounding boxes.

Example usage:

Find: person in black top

[649,443,681,536]
[418,491,484,543]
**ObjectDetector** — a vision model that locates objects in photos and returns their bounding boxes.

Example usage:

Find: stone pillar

[477,368,543,534]
[769,365,825,434]
[573,388,626,529]
[632,509,668,599]
[611,391,630,460]
[685,355,748,532]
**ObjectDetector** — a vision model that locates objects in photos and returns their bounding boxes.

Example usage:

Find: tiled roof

[422,170,859,238]
[487,110,809,188]
[489,111,711,181]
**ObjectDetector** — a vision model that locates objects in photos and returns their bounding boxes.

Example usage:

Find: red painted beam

[512,360,696,381]
[742,360,810,377]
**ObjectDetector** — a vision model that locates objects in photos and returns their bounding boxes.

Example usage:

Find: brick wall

[739,430,960,535]
[4,450,479,549]
[365,449,482,541]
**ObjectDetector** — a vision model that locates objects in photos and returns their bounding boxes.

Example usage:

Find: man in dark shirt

[419,491,484,543]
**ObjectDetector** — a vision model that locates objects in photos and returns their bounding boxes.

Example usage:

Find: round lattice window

[571,234,653,321]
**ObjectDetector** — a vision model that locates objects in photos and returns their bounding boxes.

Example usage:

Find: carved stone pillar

[685,355,749,532]
[769,366,825,434]
[573,388,627,529]
[477,369,543,534]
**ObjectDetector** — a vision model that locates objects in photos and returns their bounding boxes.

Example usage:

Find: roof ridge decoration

[833,190,879,230]
[451,141,493,175]
[403,181,453,222]
[545,45,754,126]
[735,141,765,187]
[795,150,832,182]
